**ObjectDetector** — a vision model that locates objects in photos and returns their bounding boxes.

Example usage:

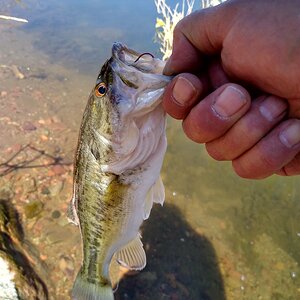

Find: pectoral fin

[152,176,165,205]
[115,234,146,271]
[144,176,165,220]
[67,193,79,226]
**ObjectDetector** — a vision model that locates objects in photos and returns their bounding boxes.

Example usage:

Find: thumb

[163,3,234,75]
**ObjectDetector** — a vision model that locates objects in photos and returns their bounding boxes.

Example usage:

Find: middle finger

[205,95,288,160]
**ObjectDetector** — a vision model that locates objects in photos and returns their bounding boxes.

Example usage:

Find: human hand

[163,0,300,179]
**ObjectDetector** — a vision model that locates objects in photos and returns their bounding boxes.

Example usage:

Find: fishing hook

[134,52,154,63]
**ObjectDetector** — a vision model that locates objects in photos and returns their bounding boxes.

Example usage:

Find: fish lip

[111,42,140,64]
[111,42,125,59]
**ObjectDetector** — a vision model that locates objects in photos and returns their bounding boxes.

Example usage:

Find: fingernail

[280,122,300,148]
[259,97,287,121]
[213,86,247,117]
[172,76,196,106]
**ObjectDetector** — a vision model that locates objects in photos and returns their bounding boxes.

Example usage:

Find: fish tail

[72,270,114,300]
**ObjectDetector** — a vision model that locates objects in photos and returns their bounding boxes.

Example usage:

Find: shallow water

[0,1,299,299]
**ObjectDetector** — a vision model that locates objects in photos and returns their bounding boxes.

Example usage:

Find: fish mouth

[111,42,139,64]
[111,42,141,66]
[111,42,165,75]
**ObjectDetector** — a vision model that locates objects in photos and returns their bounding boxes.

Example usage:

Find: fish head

[92,43,171,121]
[85,43,172,172]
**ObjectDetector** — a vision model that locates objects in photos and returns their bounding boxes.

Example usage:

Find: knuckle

[280,154,300,176]
[232,159,269,179]
[170,110,188,120]
[231,160,249,178]
[205,142,227,161]
[259,151,279,171]
[173,19,184,37]
[182,121,204,143]
[232,161,256,179]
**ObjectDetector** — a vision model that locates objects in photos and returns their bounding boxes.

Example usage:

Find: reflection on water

[6,0,180,75]
[0,0,300,299]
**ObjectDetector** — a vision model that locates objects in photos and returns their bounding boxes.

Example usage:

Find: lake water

[0,0,299,299]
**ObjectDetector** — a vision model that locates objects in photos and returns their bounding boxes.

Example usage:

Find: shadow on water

[0,144,72,177]
[0,199,49,299]
[116,203,226,300]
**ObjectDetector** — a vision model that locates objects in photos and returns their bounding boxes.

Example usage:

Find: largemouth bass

[68,43,171,300]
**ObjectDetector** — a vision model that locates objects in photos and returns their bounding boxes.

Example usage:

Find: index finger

[163,4,233,75]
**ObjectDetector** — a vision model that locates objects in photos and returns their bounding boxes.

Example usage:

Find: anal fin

[115,234,146,271]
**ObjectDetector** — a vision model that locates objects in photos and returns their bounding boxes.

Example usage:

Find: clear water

[1,1,299,299]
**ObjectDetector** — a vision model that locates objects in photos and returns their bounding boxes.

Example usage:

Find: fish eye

[95,82,107,97]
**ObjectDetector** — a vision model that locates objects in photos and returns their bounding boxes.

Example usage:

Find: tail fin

[72,271,114,300]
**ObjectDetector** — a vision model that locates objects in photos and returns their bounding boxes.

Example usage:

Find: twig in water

[0,15,28,23]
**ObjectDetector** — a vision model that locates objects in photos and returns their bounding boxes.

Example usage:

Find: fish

[68,42,171,300]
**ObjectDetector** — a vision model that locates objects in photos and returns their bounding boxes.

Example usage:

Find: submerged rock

[48,180,64,196]
[0,199,49,300]
[22,121,37,131]
[24,200,44,219]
